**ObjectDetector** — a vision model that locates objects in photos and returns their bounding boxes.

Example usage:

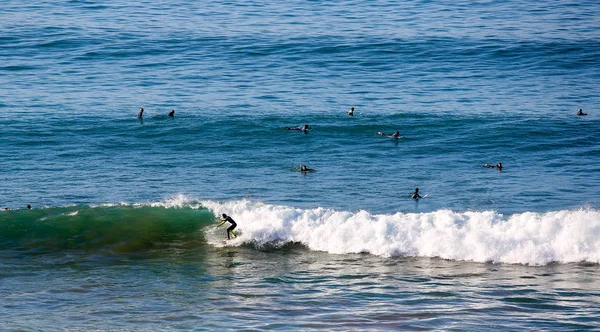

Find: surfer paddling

[483,162,503,170]
[299,164,316,173]
[577,109,587,116]
[378,131,400,139]
[285,124,310,133]
[218,213,238,240]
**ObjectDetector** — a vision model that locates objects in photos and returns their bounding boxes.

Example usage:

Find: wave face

[205,199,600,266]
[0,198,215,253]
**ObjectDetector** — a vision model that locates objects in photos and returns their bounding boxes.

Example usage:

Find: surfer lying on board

[411,188,422,199]
[378,131,400,139]
[483,162,503,170]
[218,213,237,240]
[299,164,316,173]
[285,124,310,132]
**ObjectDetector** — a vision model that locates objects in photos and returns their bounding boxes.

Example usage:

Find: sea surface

[2,0,600,330]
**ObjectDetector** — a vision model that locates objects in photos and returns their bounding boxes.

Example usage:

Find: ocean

[1,0,600,330]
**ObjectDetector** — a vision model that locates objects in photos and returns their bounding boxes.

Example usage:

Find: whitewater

[137,198,600,265]
[205,200,600,266]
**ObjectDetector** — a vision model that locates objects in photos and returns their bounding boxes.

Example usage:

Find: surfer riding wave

[218,213,238,240]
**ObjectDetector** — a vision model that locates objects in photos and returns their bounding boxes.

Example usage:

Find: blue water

[2,0,600,330]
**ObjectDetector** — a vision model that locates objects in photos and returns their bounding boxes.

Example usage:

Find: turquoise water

[2,0,600,330]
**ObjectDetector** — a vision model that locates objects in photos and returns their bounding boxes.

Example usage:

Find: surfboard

[224,235,238,242]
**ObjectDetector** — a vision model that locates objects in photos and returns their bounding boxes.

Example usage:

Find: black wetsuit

[222,215,237,239]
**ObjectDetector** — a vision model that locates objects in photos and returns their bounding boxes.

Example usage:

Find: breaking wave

[2,196,599,265]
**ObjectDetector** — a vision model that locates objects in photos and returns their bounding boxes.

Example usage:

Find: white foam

[200,199,600,265]
[90,194,203,210]
[148,194,197,209]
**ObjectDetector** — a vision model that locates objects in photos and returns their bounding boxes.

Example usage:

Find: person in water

[168,110,175,117]
[348,107,354,116]
[411,188,422,199]
[285,124,309,132]
[218,213,237,240]
[378,131,400,139]
[299,164,316,173]
[577,109,587,116]
[27,205,31,209]
[483,162,503,170]
[138,108,144,118]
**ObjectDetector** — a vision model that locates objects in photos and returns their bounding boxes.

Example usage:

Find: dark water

[1,0,600,330]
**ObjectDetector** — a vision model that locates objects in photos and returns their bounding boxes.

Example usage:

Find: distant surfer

[168,110,175,117]
[483,162,503,170]
[218,213,238,240]
[411,188,422,199]
[577,109,587,116]
[299,164,316,173]
[285,124,310,133]
[348,107,354,116]
[138,108,144,118]
[378,131,400,139]
[27,205,31,209]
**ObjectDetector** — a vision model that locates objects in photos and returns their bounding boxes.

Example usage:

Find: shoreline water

[2,242,600,330]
